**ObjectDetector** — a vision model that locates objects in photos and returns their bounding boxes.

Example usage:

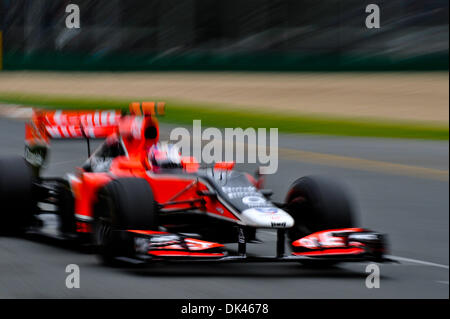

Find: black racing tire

[0,157,36,233]
[93,178,158,264]
[285,175,356,242]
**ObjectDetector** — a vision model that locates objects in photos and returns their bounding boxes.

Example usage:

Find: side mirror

[24,144,49,176]
[254,169,266,189]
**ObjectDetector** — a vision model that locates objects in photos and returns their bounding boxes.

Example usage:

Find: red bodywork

[25,102,243,233]
[24,102,388,262]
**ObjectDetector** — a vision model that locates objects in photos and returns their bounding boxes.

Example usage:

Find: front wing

[116,228,391,264]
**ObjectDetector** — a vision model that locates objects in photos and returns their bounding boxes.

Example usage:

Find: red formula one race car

[0,102,389,265]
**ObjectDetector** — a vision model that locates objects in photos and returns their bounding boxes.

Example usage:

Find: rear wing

[29,110,121,140]
[25,101,165,143]
[24,101,165,168]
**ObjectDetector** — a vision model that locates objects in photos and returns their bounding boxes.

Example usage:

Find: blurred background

[0,0,448,299]
[0,0,448,70]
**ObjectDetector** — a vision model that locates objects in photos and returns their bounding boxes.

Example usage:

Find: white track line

[0,105,33,120]
[387,255,449,270]
[260,232,449,270]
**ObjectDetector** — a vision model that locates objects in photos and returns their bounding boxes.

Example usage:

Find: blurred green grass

[0,92,448,140]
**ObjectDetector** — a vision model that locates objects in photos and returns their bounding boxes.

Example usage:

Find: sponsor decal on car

[255,207,278,214]
[242,195,267,207]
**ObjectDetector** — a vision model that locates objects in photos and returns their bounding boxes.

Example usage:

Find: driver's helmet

[148,142,182,168]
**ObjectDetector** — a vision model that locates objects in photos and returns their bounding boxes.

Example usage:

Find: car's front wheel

[93,177,158,264]
[285,175,356,242]
[284,175,356,267]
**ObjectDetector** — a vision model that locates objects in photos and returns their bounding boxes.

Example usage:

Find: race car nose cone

[240,207,294,228]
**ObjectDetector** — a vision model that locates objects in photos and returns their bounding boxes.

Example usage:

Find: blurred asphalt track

[0,118,448,298]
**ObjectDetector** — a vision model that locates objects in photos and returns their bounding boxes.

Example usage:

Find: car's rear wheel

[93,178,158,264]
[0,157,36,233]
[285,175,356,241]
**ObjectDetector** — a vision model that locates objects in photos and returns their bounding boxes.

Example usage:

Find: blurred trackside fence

[0,0,448,71]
